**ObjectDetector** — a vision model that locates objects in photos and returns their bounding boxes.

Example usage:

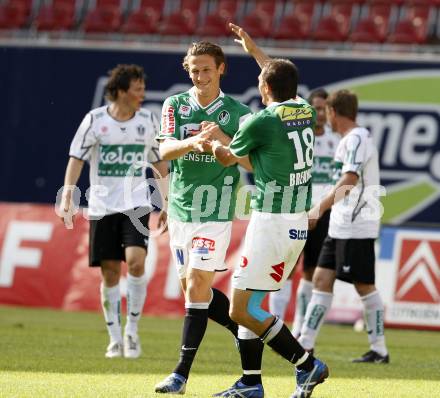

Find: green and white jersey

[230,97,316,214]
[311,126,340,205]
[69,105,161,216]
[329,127,380,239]
[157,88,251,222]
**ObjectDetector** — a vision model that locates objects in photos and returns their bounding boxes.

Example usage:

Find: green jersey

[158,88,251,222]
[230,98,315,214]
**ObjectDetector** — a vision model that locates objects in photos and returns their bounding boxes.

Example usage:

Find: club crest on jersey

[218,110,230,125]
[136,124,145,136]
[178,104,192,117]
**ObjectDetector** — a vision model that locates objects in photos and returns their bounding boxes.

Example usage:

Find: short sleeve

[69,113,97,161]
[229,114,262,158]
[341,134,366,175]
[157,97,178,140]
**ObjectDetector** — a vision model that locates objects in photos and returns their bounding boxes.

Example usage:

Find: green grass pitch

[0,305,439,397]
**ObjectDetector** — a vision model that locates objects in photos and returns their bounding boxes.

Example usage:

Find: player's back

[236,97,316,214]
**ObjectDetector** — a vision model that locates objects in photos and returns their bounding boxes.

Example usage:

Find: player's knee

[246,291,272,323]
[312,270,333,292]
[127,259,145,277]
[101,268,120,286]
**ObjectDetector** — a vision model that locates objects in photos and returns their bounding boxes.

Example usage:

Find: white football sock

[361,290,388,356]
[125,273,147,337]
[268,279,292,320]
[292,278,313,338]
[298,290,333,350]
[100,283,122,344]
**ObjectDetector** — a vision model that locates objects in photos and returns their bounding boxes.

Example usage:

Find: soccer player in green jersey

[206,24,329,398]
[154,41,253,394]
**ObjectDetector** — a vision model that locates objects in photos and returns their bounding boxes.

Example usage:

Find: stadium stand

[0,0,439,49]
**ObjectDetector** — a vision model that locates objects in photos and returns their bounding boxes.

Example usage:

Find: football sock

[208,288,238,337]
[261,317,314,372]
[125,273,147,337]
[268,279,292,320]
[298,290,333,350]
[292,279,313,338]
[361,290,388,356]
[100,283,122,343]
[237,326,264,386]
[174,302,209,379]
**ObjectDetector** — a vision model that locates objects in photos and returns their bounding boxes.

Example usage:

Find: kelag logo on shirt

[98,144,145,177]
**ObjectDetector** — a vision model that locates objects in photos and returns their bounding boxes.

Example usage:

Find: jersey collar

[188,87,225,112]
[267,96,303,109]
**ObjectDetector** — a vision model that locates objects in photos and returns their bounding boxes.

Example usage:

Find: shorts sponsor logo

[288,229,308,240]
[270,262,285,282]
[98,144,145,177]
[239,256,248,268]
[395,238,440,303]
[178,104,192,117]
[162,106,175,135]
[192,237,215,255]
[175,249,185,265]
[218,110,230,125]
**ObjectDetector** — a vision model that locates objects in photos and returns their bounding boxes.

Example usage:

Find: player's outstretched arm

[159,134,211,160]
[211,141,240,167]
[230,23,271,69]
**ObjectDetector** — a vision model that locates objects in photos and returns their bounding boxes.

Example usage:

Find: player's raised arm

[230,23,271,68]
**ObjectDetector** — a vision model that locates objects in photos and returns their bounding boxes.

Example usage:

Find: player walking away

[59,64,168,359]
[268,89,340,336]
[299,90,389,364]
[154,42,253,394]
[207,24,329,398]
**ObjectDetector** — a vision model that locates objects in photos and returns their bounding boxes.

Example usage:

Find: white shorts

[168,218,232,279]
[232,211,308,291]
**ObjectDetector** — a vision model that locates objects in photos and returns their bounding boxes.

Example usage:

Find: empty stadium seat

[349,18,385,42]
[83,5,122,33]
[158,10,197,35]
[273,13,311,40]
[388,19,428,44]
[35,1,76,31]
[0,0,32,29]
[312,15,350,41]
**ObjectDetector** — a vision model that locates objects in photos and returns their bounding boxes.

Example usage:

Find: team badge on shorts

[218,110,230,125]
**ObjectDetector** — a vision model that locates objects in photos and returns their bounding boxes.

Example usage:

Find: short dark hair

[183,41,227,74]
[308,88,328,104]
[105,64,145,102]
[327,89,358,121]
[261,58,298,102]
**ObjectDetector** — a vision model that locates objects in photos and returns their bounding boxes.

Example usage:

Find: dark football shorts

[303,210,331,271]
[317,236,376,284]
[89,208,150,267]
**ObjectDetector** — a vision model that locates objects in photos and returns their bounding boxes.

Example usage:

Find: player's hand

[157,210,168,234]
[308,206,320,230]
[191,131,212,153]
[230,23,258,55]
[58,190,76,229]
[200,122,224,142]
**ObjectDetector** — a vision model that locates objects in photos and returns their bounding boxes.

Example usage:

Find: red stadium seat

[120,7,160,34]
[180,0,202,14]
[139,0,165,15]
[0,0,32,29]
[158,10,197,35]
[35,1,76,31]
[312,15,350,41]
[195,14,231,37]
[272,13,313,40]
[349,18,386,43]
[240,12,272,38]
[83,6,122,33]
[388,19,428,44]
[216,0,241,19]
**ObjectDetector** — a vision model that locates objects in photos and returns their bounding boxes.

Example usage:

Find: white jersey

[69,105,161,216]
[311,126,340,205]
[328,127,380,239]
